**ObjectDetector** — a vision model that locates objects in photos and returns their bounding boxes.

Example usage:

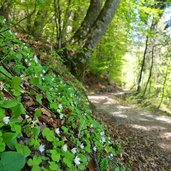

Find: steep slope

[0,18,127,170]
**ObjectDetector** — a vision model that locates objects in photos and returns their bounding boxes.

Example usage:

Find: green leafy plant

[0,19,126,170]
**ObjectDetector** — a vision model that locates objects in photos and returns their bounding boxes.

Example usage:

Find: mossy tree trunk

[68,0,121,79]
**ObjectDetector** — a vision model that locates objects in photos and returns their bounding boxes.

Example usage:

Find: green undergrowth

[0,17,129,171]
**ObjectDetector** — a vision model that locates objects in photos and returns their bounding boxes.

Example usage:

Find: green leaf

[0,151,25,171]
[11,103,26,118]
[50,102,58,110]
[0,138,5,152]
[36,94,42,104]
[0,66,12,79]
[42,128,55,142]
[16,144,31,157]
[100,158,108,171]
[11,77,22,90]
[0,99,18,108]
[2,132,17,144]
[10,124,21,134]
[0,108,5,119]
[27,156,42,166]
[50,150,60,162]
[32,126,40,138]
[34,109,42,118]
[49,161,58,170]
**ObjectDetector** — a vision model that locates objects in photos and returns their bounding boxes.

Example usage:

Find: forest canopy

[0,0,171,170]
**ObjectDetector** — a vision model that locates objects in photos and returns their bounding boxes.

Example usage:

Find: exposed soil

[88,92,171,171]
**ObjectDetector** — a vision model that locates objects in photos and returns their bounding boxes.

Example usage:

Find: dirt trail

[88,92,171,171]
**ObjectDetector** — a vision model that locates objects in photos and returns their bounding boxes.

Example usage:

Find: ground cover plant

[0,17,128,171]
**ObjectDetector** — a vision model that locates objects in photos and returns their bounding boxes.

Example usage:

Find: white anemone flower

[59,114,64,119]
[71,147,77,154]
[74,156,80,165]
[58,104,63,109]
[3,116,10,124]
[100,131,105,136]
[93,146,97,152]
[62,144,67,152]
[55,128,60,134]
[25,115,30,119]
[80,143,84,149]
[39,144,45,153]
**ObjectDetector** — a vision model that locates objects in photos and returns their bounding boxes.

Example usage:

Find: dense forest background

[1,0,170,113]
[0,0,171,170]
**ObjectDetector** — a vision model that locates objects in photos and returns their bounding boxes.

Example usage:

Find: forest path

[88,92,171,171]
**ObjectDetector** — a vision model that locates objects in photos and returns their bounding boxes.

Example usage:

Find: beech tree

[67,0,121,78]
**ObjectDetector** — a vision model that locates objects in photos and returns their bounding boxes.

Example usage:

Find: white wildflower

[55,128,60,135]
[40,74,43,77]
[3,18,6,23]
[39,144,45,153]
[15,33,18,36]
[62,144,67,152]
[57,109,60,113]
[93,146,97,152]
[100,137,105,144]
[34,54,38,63]
[58,104,63,109]
[25,59,28,63]
[25,115,30,119]
[35,75,38,78]
[9,30,12,35]
[100,131,105,136]
[74,156,80,165]
[42,69,46,74]
[80,143,84,149]
[59,114,64,119]
[28,63,31,66]
[71,147,77,154]
[3,116,10,124]
[42,77,45,80]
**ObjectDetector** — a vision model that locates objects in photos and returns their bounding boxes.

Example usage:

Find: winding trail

[88,92,171,171]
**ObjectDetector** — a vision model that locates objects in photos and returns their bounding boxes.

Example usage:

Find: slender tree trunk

[157,61,170,109]
[143,45,154,97]
[136,36,149,92]
[61,0,72,42]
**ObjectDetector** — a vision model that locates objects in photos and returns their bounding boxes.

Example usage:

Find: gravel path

[88,92,171,171]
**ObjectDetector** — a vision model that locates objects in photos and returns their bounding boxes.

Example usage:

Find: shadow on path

[88,92,171,170]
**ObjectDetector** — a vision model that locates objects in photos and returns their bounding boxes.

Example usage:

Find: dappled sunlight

[117,105,131,109]
[111,111,128,118]
[88,95,117,104]
[155,116,171,124]
[159,132,171,140]
[140,112,154,118]
[130,124,166,131]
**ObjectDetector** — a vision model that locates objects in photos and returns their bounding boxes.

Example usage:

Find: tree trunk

[136,36,149,92]
[157,62,170,109]
[70,0,103,45]
[143,45,154,97]
[69,0,121,79]
[0,0,12,20]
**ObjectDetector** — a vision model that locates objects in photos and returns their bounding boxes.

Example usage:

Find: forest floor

[88,89,171,171]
